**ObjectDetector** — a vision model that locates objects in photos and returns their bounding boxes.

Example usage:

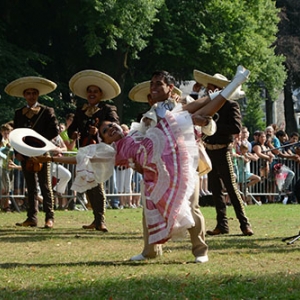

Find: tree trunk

[284,75,298,134]
[265,90,274,126]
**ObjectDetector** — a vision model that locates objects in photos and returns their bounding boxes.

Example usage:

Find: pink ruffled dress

[72,110,198,244]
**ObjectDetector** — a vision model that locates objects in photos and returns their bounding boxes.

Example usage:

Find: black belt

[205,143,231,150]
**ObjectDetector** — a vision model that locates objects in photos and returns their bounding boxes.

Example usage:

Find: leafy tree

[131,0,286,130]
[0,0,287,130]
[240,90,266,135]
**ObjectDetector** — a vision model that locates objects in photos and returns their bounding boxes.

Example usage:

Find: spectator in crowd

[240,126,252,153]
[199,174,212,197]
[51,134,72,210]
[5,76,59,228]
[276,130,299,159]
[60,112,86,210]
[60,113,78,153]
[236,143,261,197]
[68,69,120,231]
[285,132,300,154]
[285,132,300,181]
[0,123,14,212]
[131,171,142,207]
[265,127,295,195]
[250,130,260,148]
[8,158,25,209]
[265,126,280,149]
[106,168,120,209]
[252,131,275,203]
[115,124,134,208]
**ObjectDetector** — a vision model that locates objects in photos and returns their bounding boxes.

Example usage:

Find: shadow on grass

[0,228,143,243]
[0,258,194,269]
[167,234,300,254]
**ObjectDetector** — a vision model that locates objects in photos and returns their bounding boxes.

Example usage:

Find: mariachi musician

[5,76,59,229]
[68,70,120,232]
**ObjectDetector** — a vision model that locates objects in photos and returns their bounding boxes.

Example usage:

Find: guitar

[82,117,100,146]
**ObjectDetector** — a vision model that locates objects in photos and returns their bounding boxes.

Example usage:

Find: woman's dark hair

[275,130,286,138]
[257,131,266,142]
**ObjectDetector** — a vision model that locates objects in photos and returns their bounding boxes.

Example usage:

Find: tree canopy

[0,0,289,132]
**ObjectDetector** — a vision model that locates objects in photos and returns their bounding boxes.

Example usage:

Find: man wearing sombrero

[5,76,59,228]
[128,70,216,263]
[68,70,120,232]
[193,69,253,236]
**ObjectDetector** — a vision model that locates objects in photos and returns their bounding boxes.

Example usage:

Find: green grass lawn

[0,204,300,299]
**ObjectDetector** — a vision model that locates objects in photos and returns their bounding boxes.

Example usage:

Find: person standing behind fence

[0,123,14,212]
[60,113,78,153]
[60,113,84,210]
[236,143,261,194]
[240,126,252,153]
[193,69,254,236]
[265,127,295,195]
[116,124,134,208]
[51,134,72,210]
[251,131,275,203]
[5,76,59,228]
[68,70,120,232]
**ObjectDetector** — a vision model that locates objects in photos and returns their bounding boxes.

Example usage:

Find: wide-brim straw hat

[4,77,57,97]
[193,70,230,88]
[69,70,121,101]
[128,80,182,103]
[9,128,57,157]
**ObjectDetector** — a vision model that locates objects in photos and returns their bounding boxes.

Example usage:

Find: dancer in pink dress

[14,66,250,244]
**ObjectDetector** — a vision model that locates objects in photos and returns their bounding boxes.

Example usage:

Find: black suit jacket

[204,100,242,145]
[14,103,59,157]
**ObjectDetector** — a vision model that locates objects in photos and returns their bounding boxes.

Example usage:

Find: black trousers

[21,160,54,222]
[86,183,106,227]
[207,147,250,231]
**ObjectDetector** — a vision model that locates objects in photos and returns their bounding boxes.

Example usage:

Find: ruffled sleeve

[71,143,116,193]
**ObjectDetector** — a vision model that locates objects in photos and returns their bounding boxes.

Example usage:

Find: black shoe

[242,226,254,236]
[16,219,37,227]
[206,227,229,236]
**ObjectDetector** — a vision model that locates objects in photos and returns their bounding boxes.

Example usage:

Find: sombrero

[193,70,230,88]
[9,128,57,157]
[128,80,182,103]
[69,70,121,101]
[4,77,57,97]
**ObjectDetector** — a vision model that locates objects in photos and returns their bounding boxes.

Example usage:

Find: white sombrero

[193,70,230,88]
[128,80,182,103]
[9,128,57,157]
[69,70,121,101]
[4,77,57,98]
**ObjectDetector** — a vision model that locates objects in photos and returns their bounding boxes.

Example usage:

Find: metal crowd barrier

[1,153,300,211]
[0,151,143,211]
[239,157,299,198]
